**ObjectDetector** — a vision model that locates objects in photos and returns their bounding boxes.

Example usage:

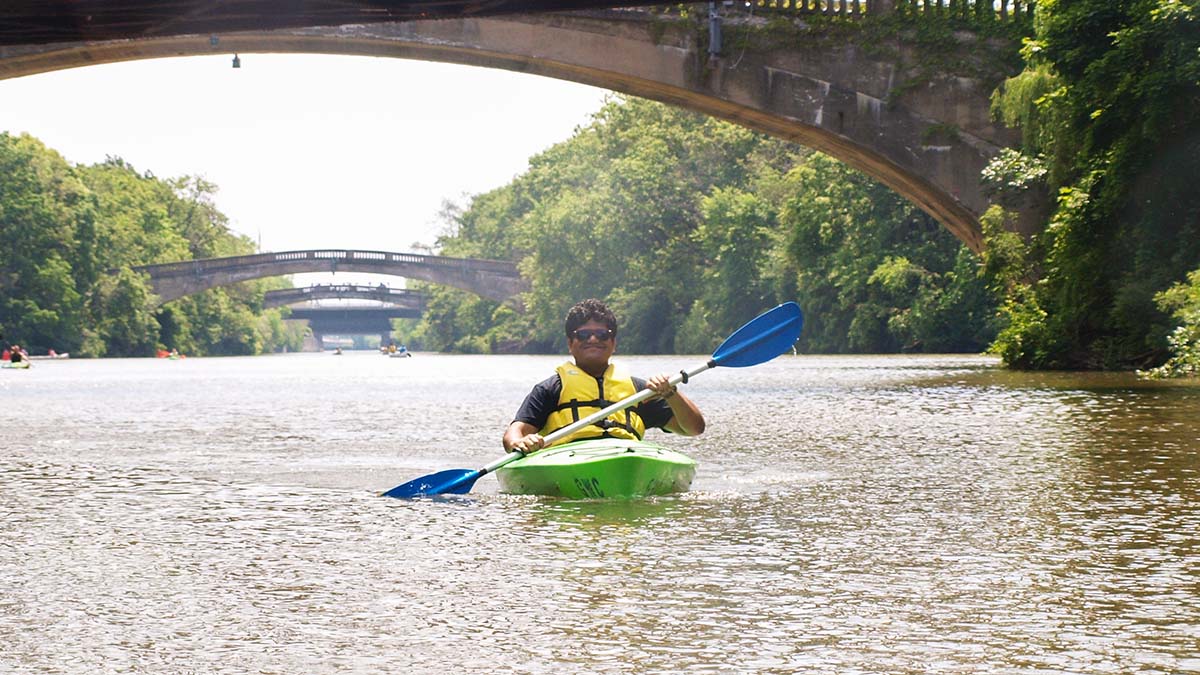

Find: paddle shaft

[474,359,717,478]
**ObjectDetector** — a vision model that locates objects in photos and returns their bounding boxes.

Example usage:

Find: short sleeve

[512,374,562,429]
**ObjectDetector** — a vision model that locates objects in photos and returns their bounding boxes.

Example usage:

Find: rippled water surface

[2,352,1198,673]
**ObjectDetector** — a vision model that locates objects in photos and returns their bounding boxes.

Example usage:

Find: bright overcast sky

[0,53,611,286]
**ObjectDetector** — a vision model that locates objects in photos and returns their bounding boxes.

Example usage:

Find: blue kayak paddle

[381,301,804,499]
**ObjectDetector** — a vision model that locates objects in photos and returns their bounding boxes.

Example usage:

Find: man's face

[568,319,616,374]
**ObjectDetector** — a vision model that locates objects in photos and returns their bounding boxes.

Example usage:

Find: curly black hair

[564,298,617,340]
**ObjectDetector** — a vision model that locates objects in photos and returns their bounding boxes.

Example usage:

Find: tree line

[407,96,998,357]
[982,0,1199,371]
[0,133,306,357]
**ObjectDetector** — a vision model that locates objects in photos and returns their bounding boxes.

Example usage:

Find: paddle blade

[381,469,481,499]
[711,302,803,368]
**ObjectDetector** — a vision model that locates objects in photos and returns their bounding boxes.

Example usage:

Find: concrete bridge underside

[0,8,1024,251]
[288,306,422,324]
[288,306,420,348]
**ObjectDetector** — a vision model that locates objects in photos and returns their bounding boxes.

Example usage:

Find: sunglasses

[571,328,614,342]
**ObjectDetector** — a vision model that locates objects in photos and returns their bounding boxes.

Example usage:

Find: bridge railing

[139,249,520,276]
[287,284,424,295]
[737,0,1034,21]
[743,0,866,16]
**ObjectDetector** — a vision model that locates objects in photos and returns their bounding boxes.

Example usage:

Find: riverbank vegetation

[1140,270,1200,378]
[409,97,998,355]
[0,133,305,357]
[984,0,1200,371]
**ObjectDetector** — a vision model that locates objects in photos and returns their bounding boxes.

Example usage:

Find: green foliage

[984,0,1200,369]
[82,158,191,267]
[87,268,160,357]
[159,276,297,356]
[989,62,1070,167]
[0,132,298,357]
[692,188,776,339]
[608,286,678,354]
[407,284,518,353]
[0,134,95,354]
[1139,268,1200,378]
[778,154,996,353]
[426,96,996,356]
[981,149,1049,200]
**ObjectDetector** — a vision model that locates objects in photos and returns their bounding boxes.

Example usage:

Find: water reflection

[1,353,1197,673]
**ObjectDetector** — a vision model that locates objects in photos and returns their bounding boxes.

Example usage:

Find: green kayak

[495,438,697,499]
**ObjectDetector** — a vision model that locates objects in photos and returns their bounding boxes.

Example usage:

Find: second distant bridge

[135,249,526,305]
[263,284,427,309]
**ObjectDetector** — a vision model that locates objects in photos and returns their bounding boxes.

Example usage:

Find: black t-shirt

[513,372,675,433]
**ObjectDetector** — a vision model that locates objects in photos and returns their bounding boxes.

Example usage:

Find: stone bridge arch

[135,249,526,305]
[0,6,1031,252]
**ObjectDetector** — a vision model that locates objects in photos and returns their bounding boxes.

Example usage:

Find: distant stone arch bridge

[263,284,427,309]
[134,249,526,305]
[0,2,1040,252]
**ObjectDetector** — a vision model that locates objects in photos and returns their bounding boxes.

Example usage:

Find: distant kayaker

[503,298,705,455]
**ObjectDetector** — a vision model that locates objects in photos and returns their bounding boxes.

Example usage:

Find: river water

[1,352,1197,674]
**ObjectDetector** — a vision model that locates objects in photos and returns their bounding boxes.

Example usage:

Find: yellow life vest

[539,361,647,446]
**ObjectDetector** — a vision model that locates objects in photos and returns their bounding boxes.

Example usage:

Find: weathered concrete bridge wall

[288,307,422,324]
[0,6,1034,250]
[288,306,420,348]
[135,250,525,305]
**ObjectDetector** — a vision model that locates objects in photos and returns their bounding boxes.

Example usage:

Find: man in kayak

[503,298,705,454]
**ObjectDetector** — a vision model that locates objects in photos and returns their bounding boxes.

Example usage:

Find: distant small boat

[389,350,412,358]
[29,352,69,360]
